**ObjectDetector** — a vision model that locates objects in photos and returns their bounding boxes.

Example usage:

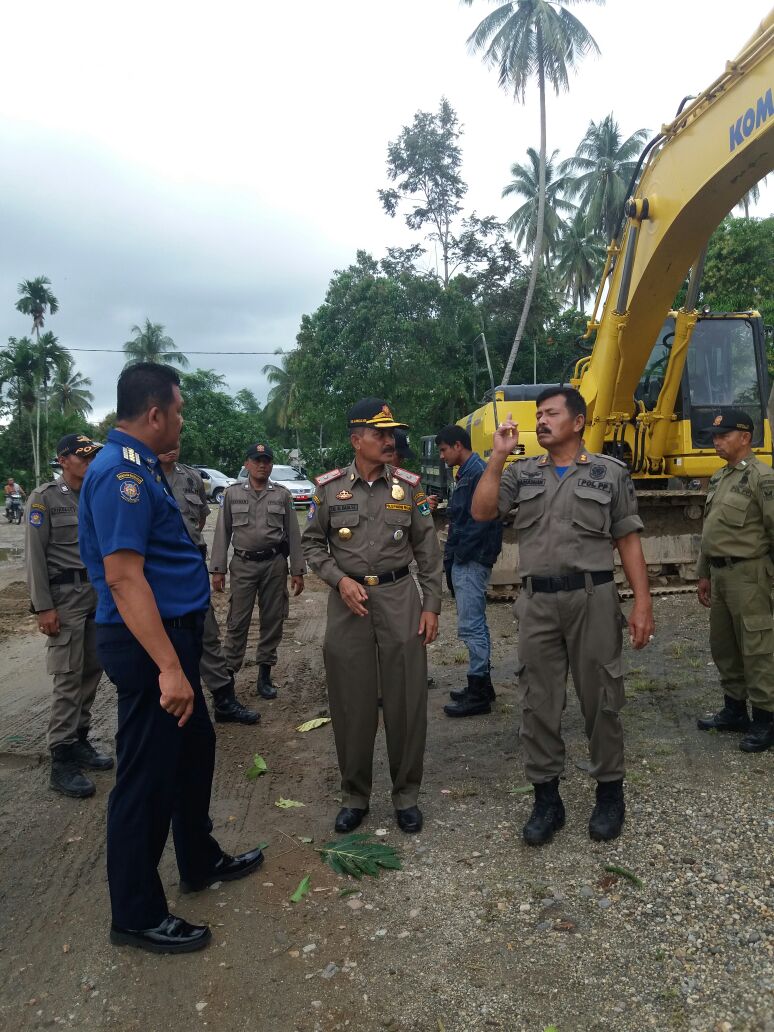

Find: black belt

[50,569,89,586]
[347,567,410,587]
[234,547,280,562]
[708,555,751,568]
[162,611,204,630]
[529,570,614,593]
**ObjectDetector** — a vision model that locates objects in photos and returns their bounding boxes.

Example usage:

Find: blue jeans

[451,560,492,677]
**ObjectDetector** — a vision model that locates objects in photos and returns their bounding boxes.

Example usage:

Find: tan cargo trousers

[515,576,626,784]
[199,605,232,694]
[45,581,103,750]
[323,576,428,810]
[223,554,289,671]
[709,557,774,711]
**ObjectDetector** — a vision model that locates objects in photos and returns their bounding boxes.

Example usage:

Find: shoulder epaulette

[315,468,345,487]
[393,467,420,487]
[603,454,630,469]
[121,446,142,465]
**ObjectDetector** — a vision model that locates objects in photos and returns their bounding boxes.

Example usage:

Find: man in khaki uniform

[302,397,442,835]
[696,409,774,753]
[158,448,259,725]
[210,443,304,698]
[472,387,654,845]
[26,434,113,798]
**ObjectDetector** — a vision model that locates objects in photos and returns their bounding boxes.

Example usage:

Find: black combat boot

[444,674,492,718]
[739,707,774,752]
[71,729,114,771]
[50,744,96,799]
[256,664,278,700]
[589,779,625,841]
[697,695,750,732]
[522,778,565,846]
[212,681,261,725]
[449,668,496,703]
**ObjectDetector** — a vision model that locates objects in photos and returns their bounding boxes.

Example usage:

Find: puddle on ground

[0,548,23,562]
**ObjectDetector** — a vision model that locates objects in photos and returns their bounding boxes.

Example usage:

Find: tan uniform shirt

[496,447,643,578]
[25,479,86,612]
[165,463,210,550]
[209,480,304,576]
[697,455,774,578]
[302,460,443,613]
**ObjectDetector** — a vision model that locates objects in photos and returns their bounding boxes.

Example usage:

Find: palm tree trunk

[503,43,547,386]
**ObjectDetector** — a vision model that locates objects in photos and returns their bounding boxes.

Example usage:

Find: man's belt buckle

[364,575,379,587]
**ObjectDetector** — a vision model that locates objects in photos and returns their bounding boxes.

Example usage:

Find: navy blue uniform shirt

[79,429,210,623]
[446,452,503,568]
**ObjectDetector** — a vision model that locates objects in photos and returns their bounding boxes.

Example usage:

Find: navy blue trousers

[96,613,221,929]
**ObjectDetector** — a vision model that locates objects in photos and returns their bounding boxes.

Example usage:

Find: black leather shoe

[589,779,625,841]
[523,778,565,846]
[449,672,496,704]
[697,695,750,732]
[335,806,368,833]
[72,731,114,771]
[739,707,774,752]
[180,846,265,893]
[256,664,278,700]
[396,806,423,834]
[110,914,211,954]
[50,745,96,799]
[212,687,261,725]
[445,675,492,717]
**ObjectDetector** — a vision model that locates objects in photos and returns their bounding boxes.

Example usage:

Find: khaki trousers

[46,581,103,750]
[223,554,289,671]
[323,576,427,810]
[709,557,774,711]
[199,604,232,694]
[516,577,626,784]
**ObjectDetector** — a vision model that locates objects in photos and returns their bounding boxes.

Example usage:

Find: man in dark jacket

[432,425,502,717]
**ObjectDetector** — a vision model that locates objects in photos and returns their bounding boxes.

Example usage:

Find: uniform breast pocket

[330,512,360,530]
[514,486,546,531]
[267,502,285,528]
[719,492,750,527]
[50,511,79,544]
[572,486,611,535]
[230,503,250,527]
[384,505,411,527]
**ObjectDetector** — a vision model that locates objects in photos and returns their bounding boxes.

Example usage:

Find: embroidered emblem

[121,446,141,465]
[28,509,44,527]
[59,483,69,493]
[307,501,316,520]
[414,491,427,504]
[386,503,411,512]
[590,463,606,480]
[713,415,723,426]
[336,490,353,500]
[119,480,141,503]
[117,471,143,485]
[418,501,432,517]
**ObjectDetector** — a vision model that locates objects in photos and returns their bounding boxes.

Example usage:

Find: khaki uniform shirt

[165,463,210,550]
[25,479,86,612]
[209,479,304,576]
[496,447,643,578]
[301,461,443,613]
[697,455,774,578]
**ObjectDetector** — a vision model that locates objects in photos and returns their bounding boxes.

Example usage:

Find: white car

[237,464,315,507]
[193,466,238,503]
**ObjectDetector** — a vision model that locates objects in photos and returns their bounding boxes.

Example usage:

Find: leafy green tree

[462,0,602,384]
[554,211,605,313]
[177,370,268,475]
[15,276,61,483]
[50,358,94,418]
[378,98,467,287]
[698,216,774,338]
[235,388,261,415]
[123,319,189,368]
[560,113,648,240]
[502,148,575,260]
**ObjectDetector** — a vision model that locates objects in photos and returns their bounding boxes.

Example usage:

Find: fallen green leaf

[275,798,305,809]
[338,887,360,898]
[245,754,268,780]
[318,833,401,880]
[509,784,533,795]
[298,835,314,844]
[296,717,332,733]
[290,874,311,903]
[604,864,643,888]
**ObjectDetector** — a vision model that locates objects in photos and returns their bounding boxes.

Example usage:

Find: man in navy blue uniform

[79,363,263,954]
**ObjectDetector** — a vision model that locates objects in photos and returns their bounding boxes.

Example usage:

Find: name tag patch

[330,503,358,513]
[386,503,411,512]
[577,478,612,493]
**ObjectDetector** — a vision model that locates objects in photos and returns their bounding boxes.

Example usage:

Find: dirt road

[0,512,772,1032]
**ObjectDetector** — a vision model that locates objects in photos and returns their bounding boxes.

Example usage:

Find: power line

[65,348,292,355]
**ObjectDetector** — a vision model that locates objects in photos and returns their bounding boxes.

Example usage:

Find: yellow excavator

[455,8,774,592]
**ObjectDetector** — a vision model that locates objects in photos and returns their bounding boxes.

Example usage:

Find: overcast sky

[1,0,771,421]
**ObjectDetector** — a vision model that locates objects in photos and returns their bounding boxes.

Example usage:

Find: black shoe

[444,674,492,718]
[72,730,114,771]
[212,685,261,725]
[739,707,774,752]
[256,664,278,700]
[449,671,495,703]
[396,806,423,834]
[523,778,565,846]
[589,779,625,841]
[334,806,368,833]
[697,695,750,732]
[50,745,96,799]
[180,846,265,893]
[110,914,211,954]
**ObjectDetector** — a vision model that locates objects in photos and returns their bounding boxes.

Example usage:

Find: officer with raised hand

[210,443,304,700]
[472,387,654,846]
[696,409,774,753]
[302,398,442,835]
[26,433,112,799]
[157,446,259,725]
[79,363,264,955]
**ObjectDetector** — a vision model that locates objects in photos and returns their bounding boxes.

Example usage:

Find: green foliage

[177,369,269,475]
[698,217,774,329]
[317,832,402,880]
[245,754,267,779]
[123,319,189,368]
[289,875,311,903]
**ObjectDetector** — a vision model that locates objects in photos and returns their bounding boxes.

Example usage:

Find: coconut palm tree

[462,0,602,385]
[554,211,606,313]
[502,148,576,261]
[123,320,189,368]
[50,358,94,418]
[261,352,297,431]
[15,276,61,483]
[560,113,648,240]
[735,178,768,218]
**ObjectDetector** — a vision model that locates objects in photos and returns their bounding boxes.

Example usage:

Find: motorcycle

[5,492,23,524]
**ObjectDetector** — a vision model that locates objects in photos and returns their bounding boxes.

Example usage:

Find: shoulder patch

[121,446,142,465]
[315,468,344,487]
[28,509,45,527]
[393,467,420,487]
[117,475,142,503]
